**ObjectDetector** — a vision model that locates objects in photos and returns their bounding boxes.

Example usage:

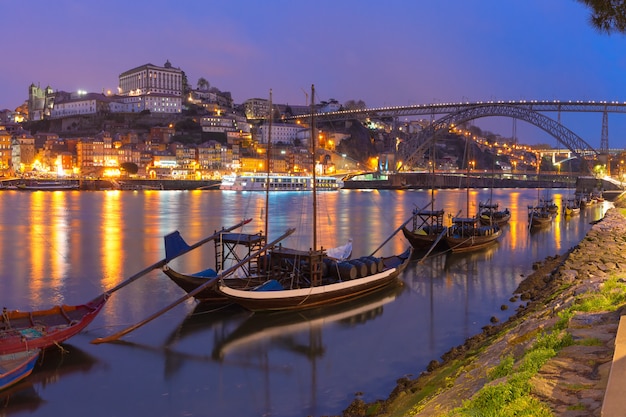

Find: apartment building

[118,61,183,114]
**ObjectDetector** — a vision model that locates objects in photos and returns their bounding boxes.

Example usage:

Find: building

[118,60,183,114]
[200,113,250,134]
[11,130,36,172]
[0,126,12,173]
[197,140,231,171]
[49,92,121,119]
[28,83,55,121]
[256,122,304,145]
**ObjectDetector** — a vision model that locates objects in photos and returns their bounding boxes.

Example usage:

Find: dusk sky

[3,0,626,148]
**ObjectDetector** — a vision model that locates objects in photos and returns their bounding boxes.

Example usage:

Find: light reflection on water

[0,188,609,417]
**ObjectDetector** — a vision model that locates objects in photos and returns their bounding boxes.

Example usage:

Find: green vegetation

[442,273,626,417]
[449,331,573,416]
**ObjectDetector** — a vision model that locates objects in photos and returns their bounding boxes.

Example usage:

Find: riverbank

[344,200,626,416]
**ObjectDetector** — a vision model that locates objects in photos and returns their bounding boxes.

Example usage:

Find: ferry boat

[16,180,80,191]
[220,173,343,191]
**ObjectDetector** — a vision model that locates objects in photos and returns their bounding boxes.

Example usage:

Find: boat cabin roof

[221,232,265,245]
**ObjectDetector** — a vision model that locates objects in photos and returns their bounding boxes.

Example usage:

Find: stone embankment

[344,201,626,417]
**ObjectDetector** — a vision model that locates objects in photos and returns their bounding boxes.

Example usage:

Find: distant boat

[16,180,79,191]
[478,202,511,226]
[528,205,553,229]
[444,216,501,253]
[220,173,343,191]
[0,350,40,391]
[402,209,448,251]
[563,197,581,217]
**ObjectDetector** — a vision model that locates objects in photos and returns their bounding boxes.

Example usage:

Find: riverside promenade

[344,198,626,417]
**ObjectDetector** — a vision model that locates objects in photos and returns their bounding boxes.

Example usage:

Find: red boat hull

[0,295,108,354]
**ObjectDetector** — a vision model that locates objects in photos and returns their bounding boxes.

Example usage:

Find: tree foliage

[343,99,367,110]
[577,0,626,34]
[197,77,210,91]
[120,162,139,174]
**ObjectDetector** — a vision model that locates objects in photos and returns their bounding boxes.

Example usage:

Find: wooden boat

[0,295,108,355]
[563,198,581,217]
[161,232,353,305]
[217,247,412,312]
[478,202,511,226]
[401,208,448,251]
[0,350,40,391]
[444,216,501,253]
[528,205,553,228]
[539,198,559,214]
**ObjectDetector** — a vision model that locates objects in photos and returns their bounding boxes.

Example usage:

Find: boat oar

[91,227,296,344]
[370,200,432,257]
[99,218,252,300]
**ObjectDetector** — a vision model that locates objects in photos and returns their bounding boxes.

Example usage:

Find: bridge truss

[397,104,598,171]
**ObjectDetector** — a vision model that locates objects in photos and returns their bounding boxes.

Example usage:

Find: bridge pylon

[601,110,609,153]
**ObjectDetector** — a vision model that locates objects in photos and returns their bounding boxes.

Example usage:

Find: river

[0,187,608,417]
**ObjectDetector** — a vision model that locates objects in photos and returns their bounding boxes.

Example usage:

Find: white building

[49,92,124,118]
[118,60,183,114]
[257,122,304,145]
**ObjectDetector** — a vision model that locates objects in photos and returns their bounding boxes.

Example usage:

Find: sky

[2,0,626,148]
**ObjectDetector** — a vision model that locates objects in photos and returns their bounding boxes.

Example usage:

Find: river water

[0,188,608,417]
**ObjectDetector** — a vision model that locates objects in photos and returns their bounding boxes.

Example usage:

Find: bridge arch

[398,104,598,171]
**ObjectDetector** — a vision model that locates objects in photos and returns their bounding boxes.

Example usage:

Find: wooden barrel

[358,257,377,275]
[336,261,357,280]
[363,256,384,273]
[349,260,368,278]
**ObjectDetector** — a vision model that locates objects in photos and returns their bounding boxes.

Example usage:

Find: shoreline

[343,200,626,416]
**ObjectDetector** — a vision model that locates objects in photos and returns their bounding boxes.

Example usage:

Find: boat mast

[311,84,317,252]
[265,89,272,236]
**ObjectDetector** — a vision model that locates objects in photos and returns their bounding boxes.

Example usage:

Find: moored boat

[0,350,40,391]
[16,180,79,191]
[0,296,107,355]
[216,247,412,312]
[478,202,511,226]
[528,205,553,228]
[162,231,354,305]
[401,208,448,251]
[444,216,501,253]
[563,197,581,217]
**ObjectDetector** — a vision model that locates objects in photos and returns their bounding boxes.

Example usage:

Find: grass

[444,273,626,417]
[448,331,573,416]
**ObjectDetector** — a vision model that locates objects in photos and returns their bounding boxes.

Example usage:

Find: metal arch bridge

[289,100,626,170]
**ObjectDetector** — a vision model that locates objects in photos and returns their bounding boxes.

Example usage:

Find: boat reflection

[0,344,100,413]
[211,283,404,361]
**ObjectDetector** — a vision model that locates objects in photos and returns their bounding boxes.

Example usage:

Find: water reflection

[0,343,100,414]
[0,188,611,417]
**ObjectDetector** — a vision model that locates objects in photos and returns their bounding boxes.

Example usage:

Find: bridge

[290,100,626,172]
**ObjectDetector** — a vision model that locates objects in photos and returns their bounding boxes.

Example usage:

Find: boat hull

[162,266,267,305]
[401,226,448,250]
[217,248,412,312]
[0,350,39,391]
[478,211,511,226]
[445,228,502,253]
[0,295,107,354]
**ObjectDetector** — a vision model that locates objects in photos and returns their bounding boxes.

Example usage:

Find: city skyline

[2,0,626,147]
